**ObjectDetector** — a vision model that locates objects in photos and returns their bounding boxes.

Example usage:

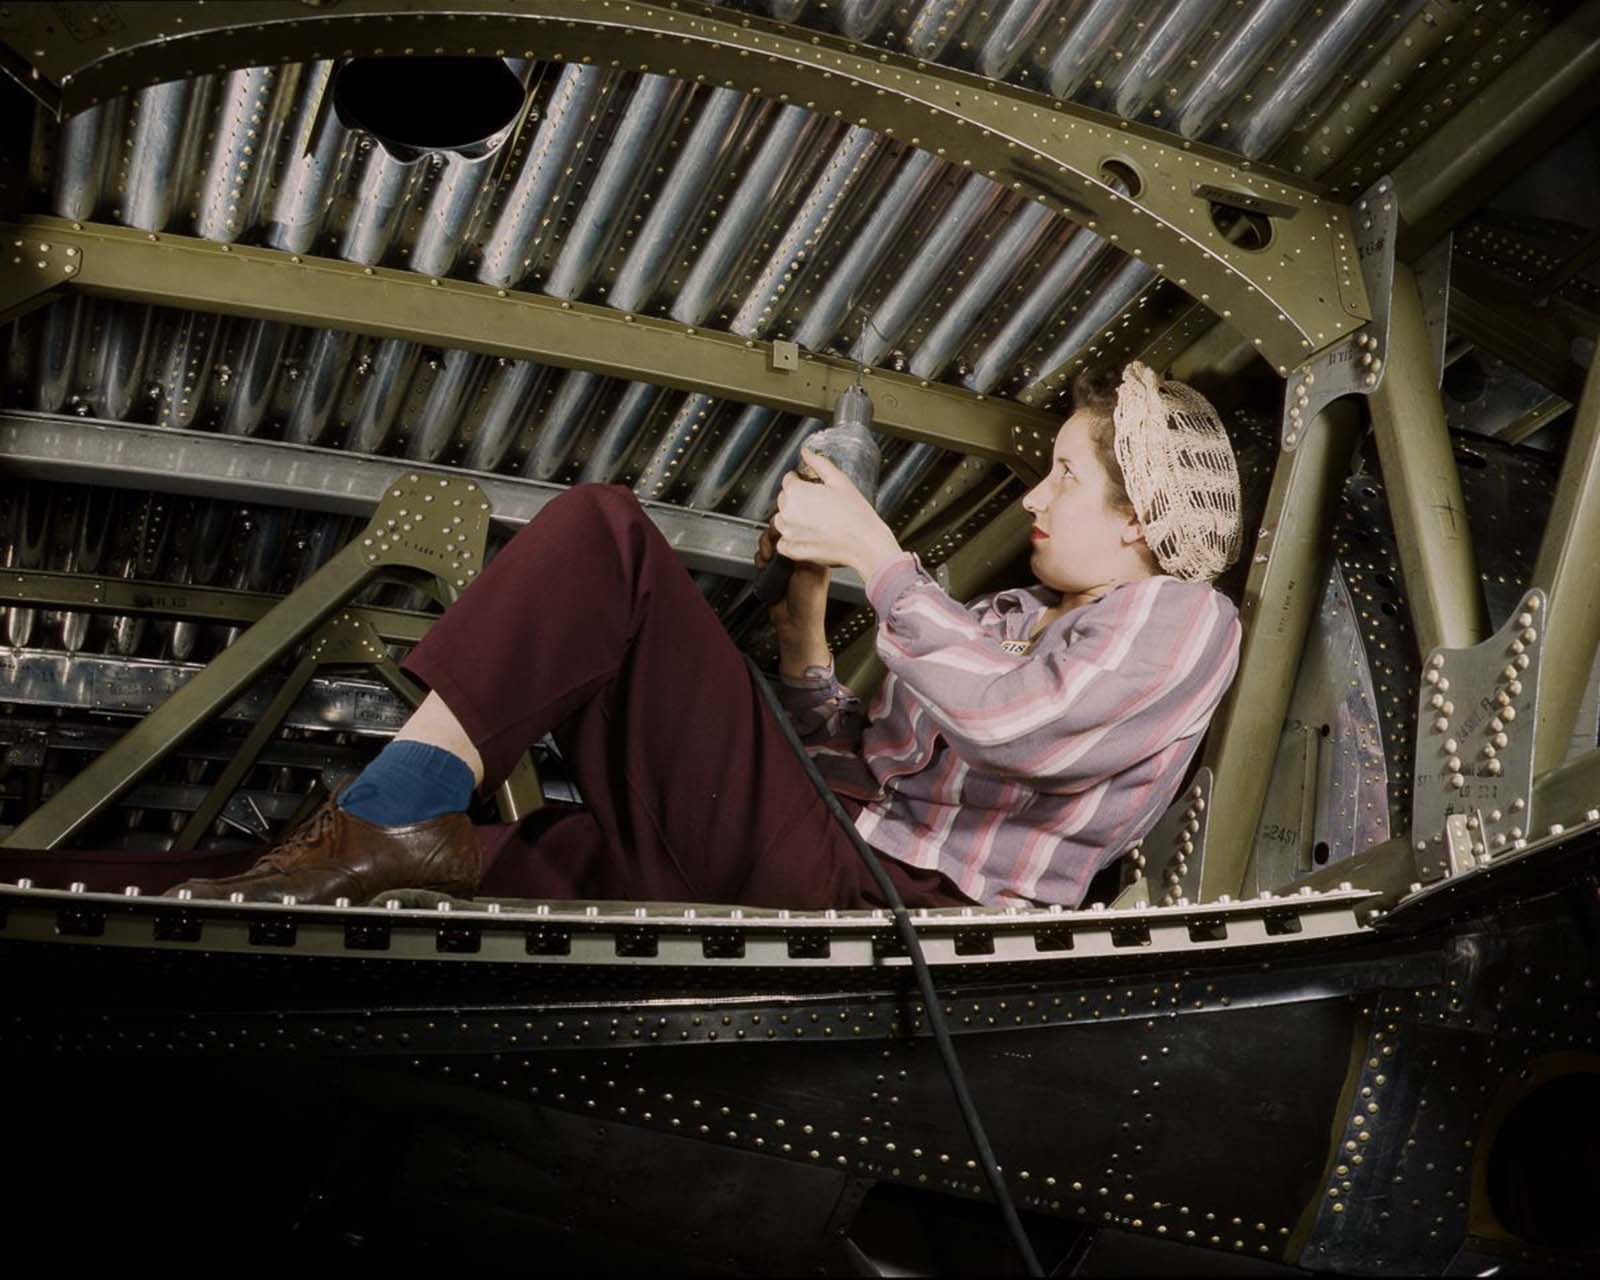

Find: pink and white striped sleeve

[867,553,1240,791]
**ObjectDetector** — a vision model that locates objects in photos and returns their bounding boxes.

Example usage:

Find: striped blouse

[778,552,1241,908]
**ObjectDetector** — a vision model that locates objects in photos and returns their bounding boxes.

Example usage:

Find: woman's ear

[1119,511,1147,548]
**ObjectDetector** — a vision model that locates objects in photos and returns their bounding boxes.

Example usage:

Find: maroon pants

[402,485,973,911]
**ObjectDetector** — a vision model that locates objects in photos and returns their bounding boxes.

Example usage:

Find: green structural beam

[1528,352,1600,777]
[0,0,1370,373]
[2,216,1056,479]
[1197,400,1363,903]
[1365,264,1487,660]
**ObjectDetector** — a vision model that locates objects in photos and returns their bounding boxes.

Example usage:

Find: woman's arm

[868,557,1241,788]
[756,523,869,755]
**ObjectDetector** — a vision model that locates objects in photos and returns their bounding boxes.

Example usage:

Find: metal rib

[547,74,688,301]
[606,87,750,313]
[1110,0,1230,121]
[907,0,981,61]
[283,329,356,447]
[154,311,224,431]
[793,149,943,350]
[464,359,547,473]
[729,125,881,338]
[1235,0,1393,161]
[123,79,197,233]
[262,61,352,254]
[348,339,422,456]
[197,65,296,244]
[219,320,289,437]
[634,392,717,501]
[1176,0,1306,142]
[1016,259,1157,404]
[408,347,482,463]
[964,227,1110,394]
[838,0,897,41]
[852,174,1003,365]
[1048,0,1135,99]
[670,104,816,326]
[979,0,1060,82]
[477,64,611,290]
[522,371,604,480]
[911,201,1055,380]
[87,301,155,423]
[32,297,81,414]
[50,99,124,222]
[579,382,666,484]
[636,125,881,498]
[337,144,422,268]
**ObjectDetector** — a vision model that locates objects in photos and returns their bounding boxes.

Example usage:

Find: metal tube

[978,0,1059,82]
[1198,401,1363,902]
[476,64,610,289]
[1528,350,1600,776]
[1015,259,1156,406]
[1109,0,1228,122]
[547,74,687,301]
[1234,0,1391,161]
[670,104,815,326]
[1176,0,1304,141]
[606,87,749,312]
[261,61,352,255]
[1390,0,1600,252]
[1047,0,1132,99]
[730,125,881,339]
[906,0,980,62]
[1366,263,1488,657]
[910,202,1054,380]
[851,174,1002,365]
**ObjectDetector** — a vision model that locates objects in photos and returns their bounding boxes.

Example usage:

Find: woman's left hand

[773,448,904,582]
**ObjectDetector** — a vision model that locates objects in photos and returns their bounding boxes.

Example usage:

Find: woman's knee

[545,482,646,531]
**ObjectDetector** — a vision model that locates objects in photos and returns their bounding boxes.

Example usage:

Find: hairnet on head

[1112,362,1242,582]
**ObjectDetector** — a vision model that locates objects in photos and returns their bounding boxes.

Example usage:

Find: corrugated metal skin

[0,2,1564,667]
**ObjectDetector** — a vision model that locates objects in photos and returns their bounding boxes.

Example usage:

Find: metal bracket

[1415,232,1453,388]
[1146,767,1213,908]
[1281,176,1399,451]
[360,469,492,598]
[1,232,79,325]
[1410,588,1546,883]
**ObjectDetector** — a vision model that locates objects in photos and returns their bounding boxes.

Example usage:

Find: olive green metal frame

[0,0,1371,374]
[2,4,1599,910]
[2,215,1057,480]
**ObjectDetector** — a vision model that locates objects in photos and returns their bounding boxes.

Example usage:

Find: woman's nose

[1021,482,1045,513]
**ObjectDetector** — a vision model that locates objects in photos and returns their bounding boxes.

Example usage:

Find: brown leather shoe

[164,793,479,905]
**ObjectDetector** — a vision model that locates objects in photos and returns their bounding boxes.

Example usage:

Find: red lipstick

[1030,528,1048,541]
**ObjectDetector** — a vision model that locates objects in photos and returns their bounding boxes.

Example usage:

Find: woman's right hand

[756,523,831,649]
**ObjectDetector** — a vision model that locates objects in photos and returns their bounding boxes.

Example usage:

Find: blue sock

[337,740,475,826]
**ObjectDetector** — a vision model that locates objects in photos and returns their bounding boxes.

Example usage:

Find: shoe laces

[259,799,340,873]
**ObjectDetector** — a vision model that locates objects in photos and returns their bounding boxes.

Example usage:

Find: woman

[168,361,1243,911]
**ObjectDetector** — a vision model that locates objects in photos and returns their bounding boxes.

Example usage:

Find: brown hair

[1071,367,1136,517]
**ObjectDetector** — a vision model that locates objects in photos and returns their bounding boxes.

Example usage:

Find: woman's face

[1020,410,1147,598]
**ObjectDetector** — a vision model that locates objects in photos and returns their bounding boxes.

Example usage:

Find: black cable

[743,653,1045,1278]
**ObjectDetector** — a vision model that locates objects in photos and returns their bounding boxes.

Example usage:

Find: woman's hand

[773,448,903,582]
[755,523,832,677]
